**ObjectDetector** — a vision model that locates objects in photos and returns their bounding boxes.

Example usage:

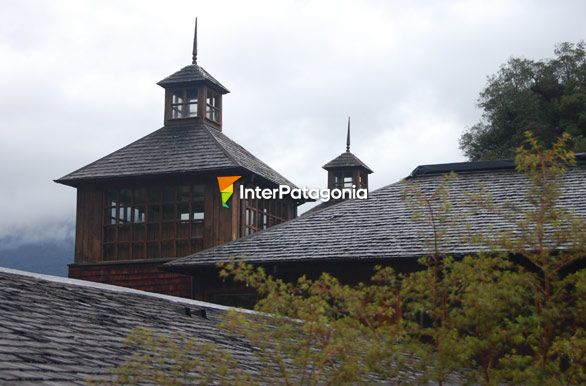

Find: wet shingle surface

[0,269,263,384]
[157,64,229,93]
[55,122,295,188]
[166,163,586,268]
[323,151,373,173]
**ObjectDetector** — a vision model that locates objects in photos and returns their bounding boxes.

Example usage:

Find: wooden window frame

[242,197,290,236]
[205,90,221,123]
[170,88,198,119]
[334,171,354,189]
[103,183,205,261]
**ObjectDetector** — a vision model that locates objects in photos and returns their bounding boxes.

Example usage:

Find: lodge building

[56,21,586,308]
[55,21,307,298]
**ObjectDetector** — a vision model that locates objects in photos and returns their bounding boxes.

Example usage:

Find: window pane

[192,184,205,200]
[118,207,131,224]
[133,206,145,223]
[187,102,197,117]
[163,186,175,202]
[162,204,175,220]
[120,189,132,205]
[193,201,204,221]
[172,91,184,104]
[148,187,161,202]
[134,188,146,204]
[147,205,161,222]
[186,88,197,101]
[179,185,190,202]
[106,190,117,206]
[106,207,117,225]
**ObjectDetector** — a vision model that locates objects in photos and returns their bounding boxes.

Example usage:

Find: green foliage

[107,133,585,385]
[460,41,586,160]
[217,263,406,384]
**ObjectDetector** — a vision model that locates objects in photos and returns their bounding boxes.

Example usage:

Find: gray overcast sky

[1,0,585,246]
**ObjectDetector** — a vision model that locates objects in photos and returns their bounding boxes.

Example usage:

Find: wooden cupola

[157,18,230,130]
[323,117,373,191]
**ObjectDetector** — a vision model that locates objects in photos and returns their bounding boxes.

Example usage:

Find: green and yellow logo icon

[217,176,241,208]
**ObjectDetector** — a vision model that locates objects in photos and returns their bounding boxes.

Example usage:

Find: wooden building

[165,156,586,306]
[55,21,301,297]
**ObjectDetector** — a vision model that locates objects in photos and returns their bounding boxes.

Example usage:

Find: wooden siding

[190,259,422,307]
[71,174,296,299]
[75,185,103,263]
[69,260,192,298]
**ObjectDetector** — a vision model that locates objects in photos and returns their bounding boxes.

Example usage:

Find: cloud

[0,0,585,241]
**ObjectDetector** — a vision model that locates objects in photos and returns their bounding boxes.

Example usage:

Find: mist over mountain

[0,237,73,276]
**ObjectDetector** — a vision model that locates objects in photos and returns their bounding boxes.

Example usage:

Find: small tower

[157,18,229,130]
[323,117,373,191]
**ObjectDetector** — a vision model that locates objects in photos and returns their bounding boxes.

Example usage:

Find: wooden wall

[75,185,103,263]
[69,260,192,298]
[189,258,422,308]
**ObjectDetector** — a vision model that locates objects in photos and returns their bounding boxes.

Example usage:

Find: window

[206,90,220,123]
[334,172,354,189]
[103,184,205,260]
[171,88,198,119]
[243,197,291,236]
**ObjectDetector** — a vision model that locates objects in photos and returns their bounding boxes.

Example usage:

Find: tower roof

[322,151,373,173]
[55,122,295,188]
[322,117,373,173]
[157,64,229,93]
[157,18,229,94]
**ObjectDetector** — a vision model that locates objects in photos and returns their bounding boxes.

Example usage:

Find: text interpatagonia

[240,185,368,202]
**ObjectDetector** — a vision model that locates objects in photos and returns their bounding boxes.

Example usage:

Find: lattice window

[103,184,205,260]
[171,88,198,119]
[243,198,290,236]
[206,90,220,123]
[334,171,354,189]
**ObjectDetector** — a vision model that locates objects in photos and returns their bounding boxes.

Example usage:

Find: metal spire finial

[192,18,198,65]
[346,116,351,152]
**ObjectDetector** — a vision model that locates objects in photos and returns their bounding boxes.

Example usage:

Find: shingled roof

[165,157,586,269]
[0,267,265,384]
[322,151,373,173]
[55,122,296,188]
[157,64,230,93]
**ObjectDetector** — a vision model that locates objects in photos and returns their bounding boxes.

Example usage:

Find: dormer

[323,117,373,191]
[157,19,229,129]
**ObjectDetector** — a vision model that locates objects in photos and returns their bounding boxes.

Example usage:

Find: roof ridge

[205,126,298,188]
[201,124,243,169]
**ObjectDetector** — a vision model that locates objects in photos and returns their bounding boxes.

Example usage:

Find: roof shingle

[165,162,586,269]
[55,123,296,188]
[157,64,229,93]
[0,268,263,384]
[323,151,373,173]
